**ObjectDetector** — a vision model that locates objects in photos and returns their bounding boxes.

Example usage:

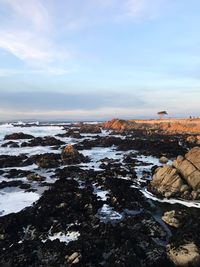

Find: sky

[0,0,200,121]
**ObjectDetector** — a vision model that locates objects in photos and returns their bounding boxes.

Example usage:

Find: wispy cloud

[0,0,68,69]
[0,30,53,64]
[123,0,165,19]
[0,0,166,75]
[3,0,50,31]
[0,67,70,77]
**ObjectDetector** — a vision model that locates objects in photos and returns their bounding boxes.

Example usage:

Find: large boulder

[149,165,185,198]
[167,242,200,267]
[149,147,200,200]
[173,147,200,190]
[61,145,88,165]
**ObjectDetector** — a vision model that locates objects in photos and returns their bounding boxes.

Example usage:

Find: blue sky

[0,0,200,120]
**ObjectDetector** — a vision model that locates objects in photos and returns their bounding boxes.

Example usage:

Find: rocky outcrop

[149,147,200,200]
[173,147,200,190]
[61,144,88,164]
[0,155,28,168]
[103,118,200,134]
[4,132,34,140]
[103,118,136,131]
[21,136,64,147]
[149,165,185,198]
[35,153,60,168]
[167,242,200,267]
[79,124,101,134]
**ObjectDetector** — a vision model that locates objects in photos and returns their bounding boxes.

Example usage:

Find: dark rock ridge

[75,135,186,158]
[4,132,34,140]
[0,155,28,168]
[21,136,65,147]
[149,147,200,200]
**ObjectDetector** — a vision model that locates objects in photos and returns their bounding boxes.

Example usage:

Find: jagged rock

[103,118,136,131]
[162,210,183,228]
[0,155,28,168]
[149,147,200,200]
[61,144,88,164]
[149,165,185,198]
[167,242,200,267]
[35,153,60,168]
[173,147,200,190]
[21,136,64,147]
[79,124,101,134]
[4,132,34,140]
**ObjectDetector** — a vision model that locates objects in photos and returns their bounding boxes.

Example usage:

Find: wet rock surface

[0,122,199,266]
[4,132,34,140]
[21,136,65,147]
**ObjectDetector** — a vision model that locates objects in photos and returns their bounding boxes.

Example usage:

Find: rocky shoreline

[0,119,200,266]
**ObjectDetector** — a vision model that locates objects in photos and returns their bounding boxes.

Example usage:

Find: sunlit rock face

[149,147,200,200]
[103,118,136,131]
[61,144,89,164]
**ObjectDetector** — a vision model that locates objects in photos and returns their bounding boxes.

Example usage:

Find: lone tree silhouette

[157,111,168,119]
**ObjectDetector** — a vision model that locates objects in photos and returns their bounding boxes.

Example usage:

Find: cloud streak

[4,0,50,31]
[0,91,147,111]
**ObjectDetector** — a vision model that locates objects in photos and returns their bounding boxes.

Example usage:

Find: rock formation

[4,132,34,140]
[149,147,200,200]
[61,144,88,164]
[103,118,136,131]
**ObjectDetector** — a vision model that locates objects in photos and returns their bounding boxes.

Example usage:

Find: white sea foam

[0,124,65,141]
[81,146,122,170]
[0,187,39,216]
[0,145,59,156]
[141,188,200,208]
[45,231,80,244]
[93,185,109,201]
[97,204,123,222]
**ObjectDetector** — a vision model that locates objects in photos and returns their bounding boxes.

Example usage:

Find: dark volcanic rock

[1,141,20,148]
[5,169,32,179]
[35,153,61,168]
[21,136,64,147]
[75,135,186,158]
[0,180,26,189]
[0,155,28,168]
[79,124,101,134]
[0,177,172,267]
[57,129,82,139]
[4,132,34,140]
